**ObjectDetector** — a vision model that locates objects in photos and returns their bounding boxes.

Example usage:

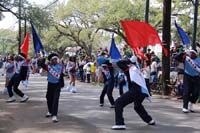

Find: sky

[0,0,66,30]
[0,0,158,30]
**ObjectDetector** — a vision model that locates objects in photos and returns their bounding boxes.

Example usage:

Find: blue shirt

[47,64,63,83]
[5,62,14,78]
[97,56,108,67]
[184,57,200,76]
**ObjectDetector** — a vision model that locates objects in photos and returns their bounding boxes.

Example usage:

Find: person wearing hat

[112,55,155,130]
[175,49,200,113]
[39,53,64,123]
[99,60,115,108]
[6,53,29,103]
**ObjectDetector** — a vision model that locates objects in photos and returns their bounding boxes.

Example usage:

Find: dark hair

[69,56,76,62]
[146,60,151,66]
[7,55,14,61]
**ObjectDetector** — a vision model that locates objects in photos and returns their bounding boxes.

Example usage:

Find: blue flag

[175,21,190,46]
[109,33,121,60]
[30,21,44,54]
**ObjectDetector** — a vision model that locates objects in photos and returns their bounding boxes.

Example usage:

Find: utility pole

[162,0,171,95]
[192,0,198,49]
[18,0,22,54]
[143,0,150,53]
[24,8,27,38]
[145,0,150,23]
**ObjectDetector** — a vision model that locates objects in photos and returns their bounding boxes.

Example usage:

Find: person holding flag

[38,53,64,123]
[112,55,155,130]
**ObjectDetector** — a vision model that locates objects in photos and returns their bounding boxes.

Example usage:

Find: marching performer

[39,53,64,123]
[99,60,115,108]
[2,55,15,95]
[175,49,200,113]
[6,53,29,103]
[112,55,155,130]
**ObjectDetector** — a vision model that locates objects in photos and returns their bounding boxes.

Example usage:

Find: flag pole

[18,0,22,54]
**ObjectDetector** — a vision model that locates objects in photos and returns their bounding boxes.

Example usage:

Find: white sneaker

[52,116,58,123]
[22,80,29,88]
[66,85,72,92]
[70,86,77,93]
[6,96,16,103]
[2,88,8,95]
[111,125,126,130]
[20,95,29,102]
[182,108,189,113]
[148,120,156,125]
[189,102,194,112]
[45,112,52,118]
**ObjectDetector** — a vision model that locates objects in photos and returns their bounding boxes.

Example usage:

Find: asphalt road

[0,73,200,133]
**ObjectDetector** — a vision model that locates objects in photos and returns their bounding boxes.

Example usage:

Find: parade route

[0,74,200,133]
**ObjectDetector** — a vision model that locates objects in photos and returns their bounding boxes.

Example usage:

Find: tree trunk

[162,0,171,95]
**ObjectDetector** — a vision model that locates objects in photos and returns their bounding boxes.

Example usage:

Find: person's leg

[71,75,77,93]
[46,83,54,114]
[51,85,61,116]
[5,77,9,88]
[106,80,115,106]
[80,71,84,81]
[119,84,124,96]
[134,93,153,123]
[88,74,91,83]
[13,76,24,97]
[114,91,134,125]
[86,74,89,83]
[100,83,108,105]
[145,79,151,96]
[7,75,15,97]
[183,74,190,109]
[190,77,199,104]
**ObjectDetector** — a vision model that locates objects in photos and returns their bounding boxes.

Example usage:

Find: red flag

[133,48,146,60]
[121,20,168,56]
[20,33,29,60]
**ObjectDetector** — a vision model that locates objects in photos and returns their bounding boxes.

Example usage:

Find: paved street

[0,74,200,133]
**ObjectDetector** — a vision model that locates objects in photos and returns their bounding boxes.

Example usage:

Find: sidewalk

[0,74,200,133]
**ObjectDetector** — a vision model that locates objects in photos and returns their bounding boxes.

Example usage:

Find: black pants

[115,82,153,125]
[7,74,24,98]
[119,83,124,96]
[145,78,151,96]
[46,82,61,116]
[100,79,115,105]
[79,70,84,81]
[183,74,199,109]
[86,74,91,83]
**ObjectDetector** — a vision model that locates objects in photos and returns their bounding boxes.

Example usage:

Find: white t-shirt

[142,66,151,79]
[150,61,157,73]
